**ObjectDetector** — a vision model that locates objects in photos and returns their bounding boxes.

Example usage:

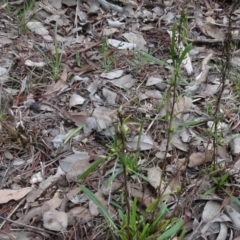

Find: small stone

[155,82,168,91]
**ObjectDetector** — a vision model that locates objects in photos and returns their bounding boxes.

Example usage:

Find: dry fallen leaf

[26,21,49,35]
[102,87,117,104]
[100,69,124,79]
[146,76,163,86]
[147,167,162,189]
[173,96,192,116]
[126,134,154,151]
[185,53,213,95]
[101,180,123,195]
[225,205,240,230]
[59,152,91,172]
[188,151,213,167]
[44,68,68,96]
[43,210,68,231]
[130,187,155,207]
[107,39,136,50]
[110,74,136,89]
[170,133,188,152]
[200,22,225,39]
[15,195,63,226]
[123,32,147,51]
[0,187,32,204]
[27,166,65,202]
[67,207,92,225]
[69,93,86,107]
[202,201,221,222]
[68,111,89,126]
[147,167,172,199]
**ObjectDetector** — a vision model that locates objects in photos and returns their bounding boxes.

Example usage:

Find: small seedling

[33,23,63,81]
[203,168,230,196]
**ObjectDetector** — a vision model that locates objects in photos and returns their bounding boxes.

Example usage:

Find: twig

[0,215,55,235]
[0,198,25,229]
[66,41,101,60]
[189,36,240,44]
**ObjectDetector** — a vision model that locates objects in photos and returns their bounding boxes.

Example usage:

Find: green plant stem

[151,9,191,224]
[117,108,131,238]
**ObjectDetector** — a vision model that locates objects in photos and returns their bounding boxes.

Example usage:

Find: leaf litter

[1,0,240,239]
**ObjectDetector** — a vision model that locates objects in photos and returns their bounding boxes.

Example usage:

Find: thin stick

[0,198,25,229]
[0,215,55,235]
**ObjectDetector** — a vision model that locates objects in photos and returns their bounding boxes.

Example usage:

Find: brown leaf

[67,207,92,225]
[188,151,213,167]
[130,188,155,207]
[200,22,225,39]
[43,210,68,231]
[44,68,68,97]
[68,111,89,126]
[0,187,32,204]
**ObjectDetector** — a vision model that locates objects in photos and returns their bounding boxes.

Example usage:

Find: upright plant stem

[117,108,131,238]
[212,1,237,163]
[151,9,190,222]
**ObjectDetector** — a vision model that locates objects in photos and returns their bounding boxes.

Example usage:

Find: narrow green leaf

[106,169,123,187]
[157,219,184,240]
[78,158,106,180]
[224,190,240,206]
[150,205,168,231]
[140,223,150,239]
[78,185,118,231]
[203,187,216,196]
[131,197,137,231]
[178,43,192,65]
[169,23,177,59]
[135,49,167,66]
[178,120,201,127]
[146,199,159,213]
[76,51,81,66]
[64,125,83,144]
[129,169,150,182]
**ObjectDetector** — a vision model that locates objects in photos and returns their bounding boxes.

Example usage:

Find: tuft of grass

[32,23,63,82]
[99,36,115,72]
[3,0,36,34]
[47,23,63,81]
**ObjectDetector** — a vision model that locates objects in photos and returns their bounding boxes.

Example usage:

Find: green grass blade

[140,223,150,239]
[106,168,123,187]
[76,51,81,66]
[78,158,106,180]
[135,49,167,66]
[178,43,192,65]
[223,189,240,206]
[177,120,201,127]
[64,125,83,144]
[157,219,184,240]
[78,185,118,231]
[131,197,137,231]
